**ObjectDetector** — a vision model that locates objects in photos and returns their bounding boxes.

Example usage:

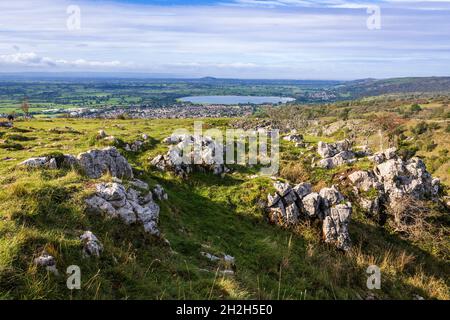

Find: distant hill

[336,77,450,98]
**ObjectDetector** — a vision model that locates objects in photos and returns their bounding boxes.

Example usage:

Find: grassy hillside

[0,118,449,300]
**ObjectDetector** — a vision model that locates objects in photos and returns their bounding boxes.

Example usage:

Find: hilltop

[0,107,448,299]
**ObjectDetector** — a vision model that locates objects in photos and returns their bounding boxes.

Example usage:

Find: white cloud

[0,52,124,68]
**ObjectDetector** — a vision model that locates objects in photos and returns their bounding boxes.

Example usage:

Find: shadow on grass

[145,172,449,299]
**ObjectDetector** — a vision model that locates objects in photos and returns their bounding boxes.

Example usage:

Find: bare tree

[21,97,30,118]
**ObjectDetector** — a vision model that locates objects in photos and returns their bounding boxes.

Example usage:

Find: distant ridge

[337,77,450,97]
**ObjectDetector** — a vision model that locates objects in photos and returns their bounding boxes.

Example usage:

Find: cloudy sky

[0,0,449,79]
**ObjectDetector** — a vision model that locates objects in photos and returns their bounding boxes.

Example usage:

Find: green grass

[0,118,449,300]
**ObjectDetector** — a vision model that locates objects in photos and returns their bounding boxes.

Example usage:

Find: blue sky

[0,0,449,79]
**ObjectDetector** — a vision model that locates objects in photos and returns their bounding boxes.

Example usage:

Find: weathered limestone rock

[293,182,312,199]
[355,145,373,157]
[375,157,438,202]
[163,134,193,145]
[273,181,292,197]
[283,134,303,143]
[368,147,398,164]
[77,147,133,179]
[201,252,236,274]
[348,171,380,192]
[267,181,352,251]
[97,130,107,139]
[319,186,345,207]
[153,184,168,201]
[130,179,149,190]
[20,157,49,168]
[317,140,356,169]
[384,147,398,160]
[127,140,144,152]
[80,231,103,257]
[0,121,13,128]
[201,252,221,262]
[317,141,333,158]
[97,130,117,143]
[317,139,352,158]
[104,135,118,144]
[85,182,160,236]
[20,148,133,181]
[302,192,321,218]
[20,154,78,169]
[151,134,229,177]
[368,153,385,164]
[348,149,441,223]
[34,253,58,275]
[323,203,352,251]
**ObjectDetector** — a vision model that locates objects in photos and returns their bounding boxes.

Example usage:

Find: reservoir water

[179,95,295,105]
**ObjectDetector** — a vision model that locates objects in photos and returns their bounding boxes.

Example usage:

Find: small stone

[220,270,235,276]
[80,231,103,257]
[97,130,107,139]
[153,184,168,201]
[201,252,221,262]
[130,179,149,190]
[34,253,59,275]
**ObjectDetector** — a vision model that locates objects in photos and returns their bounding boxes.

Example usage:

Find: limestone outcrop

[20,154,77,169]
[77,147,133,179]
[151,134,229,177]
[85,181,161,236]
[21,147,133,180]
[316,139,356,169]
[267,181,352,251]
[348,149,441,223]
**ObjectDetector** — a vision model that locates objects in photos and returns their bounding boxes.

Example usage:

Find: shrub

[427,122,440,131]
[411,122,428,135]
[410,104,422,113]
[388,196,431,240]
[397,144,418,160]
[280,162,310,183]
[425,141,438,152]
